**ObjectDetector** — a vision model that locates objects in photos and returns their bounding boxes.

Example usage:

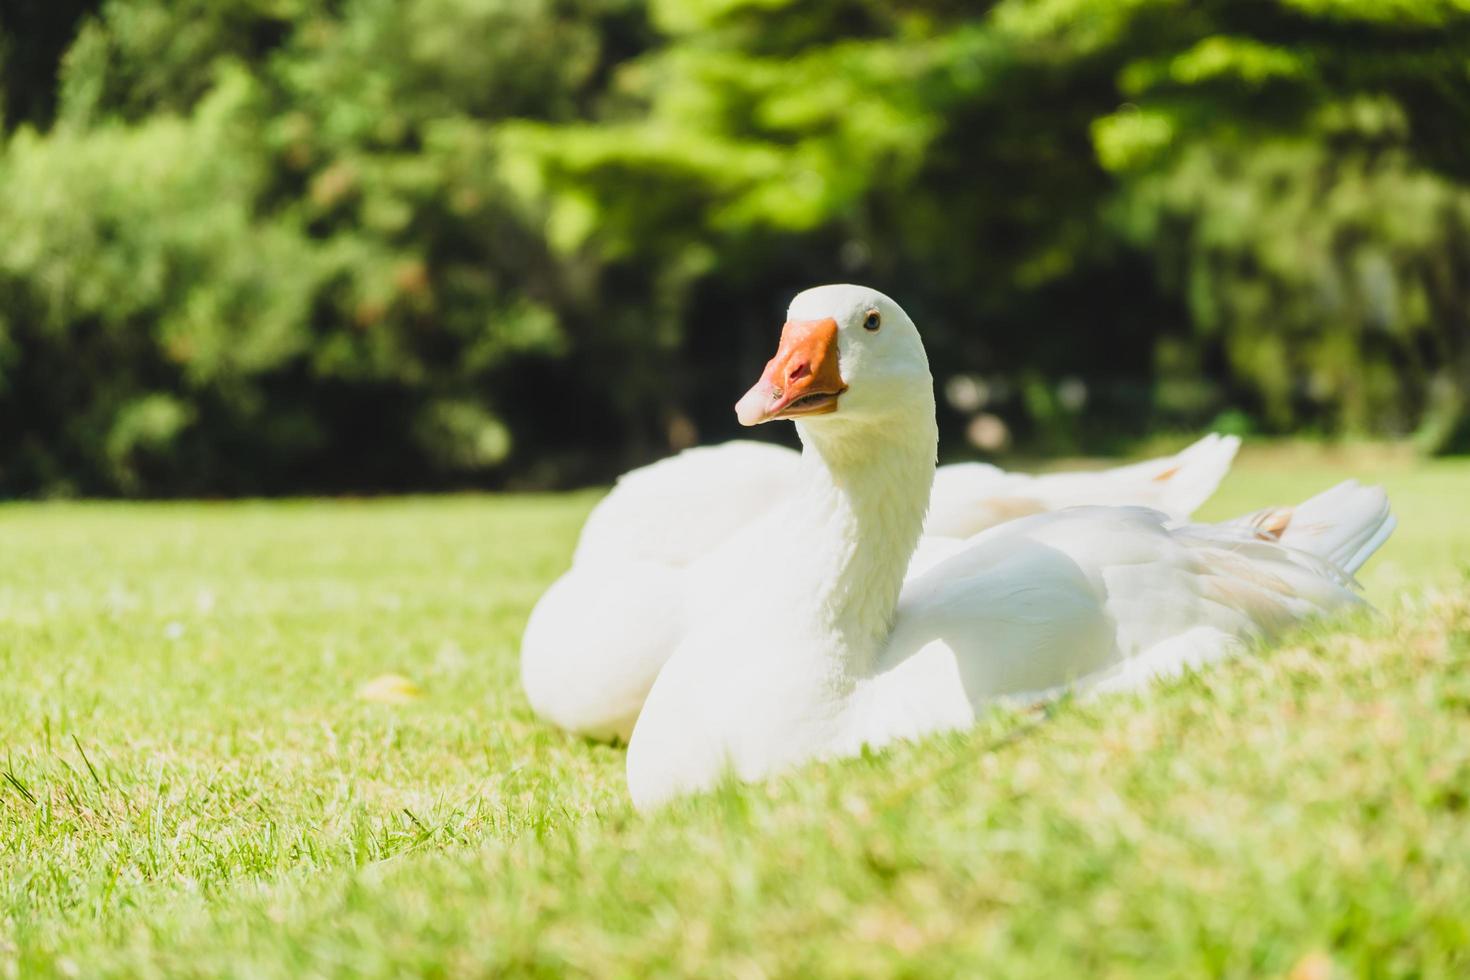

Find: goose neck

[787,409,936,673]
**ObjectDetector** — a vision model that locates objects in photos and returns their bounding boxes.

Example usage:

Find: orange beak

[735,317,847,426]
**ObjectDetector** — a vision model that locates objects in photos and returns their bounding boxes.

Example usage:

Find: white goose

[624,285,1394,809]
[526,429,1238,743]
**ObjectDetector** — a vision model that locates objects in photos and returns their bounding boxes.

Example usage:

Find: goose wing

[878,484,1391,716]
[574,441,799,569]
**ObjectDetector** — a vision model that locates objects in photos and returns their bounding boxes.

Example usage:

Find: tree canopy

[1,0,1467,494]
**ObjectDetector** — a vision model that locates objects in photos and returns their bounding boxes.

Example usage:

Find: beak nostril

[738,316,841,425]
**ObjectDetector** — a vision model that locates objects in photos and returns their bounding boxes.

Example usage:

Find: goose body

[620,285,1394,809]
[526,430,1239,740]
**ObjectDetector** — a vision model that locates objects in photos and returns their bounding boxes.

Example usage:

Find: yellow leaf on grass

[356,673,423,704]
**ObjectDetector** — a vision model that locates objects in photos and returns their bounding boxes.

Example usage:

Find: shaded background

[0,0,1467,497]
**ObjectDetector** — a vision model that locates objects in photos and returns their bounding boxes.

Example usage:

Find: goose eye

[862,309,882,332]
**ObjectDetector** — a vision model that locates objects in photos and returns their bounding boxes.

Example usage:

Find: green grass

[2,453,1468,977]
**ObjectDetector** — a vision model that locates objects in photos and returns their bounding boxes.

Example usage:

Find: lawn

[2,450,1468,977]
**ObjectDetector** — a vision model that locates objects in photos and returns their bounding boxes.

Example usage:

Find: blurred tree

[0,0,654,494]
[0,0,100,128]
[0,0,1467,495]
[510,0,1470,455]
[1091,4,1470,450]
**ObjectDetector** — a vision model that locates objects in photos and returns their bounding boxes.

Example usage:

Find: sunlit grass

[1,454,1467,976]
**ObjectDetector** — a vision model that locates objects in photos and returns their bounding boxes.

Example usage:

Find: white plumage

[522,284,1395,810]
[528,433,1240,741]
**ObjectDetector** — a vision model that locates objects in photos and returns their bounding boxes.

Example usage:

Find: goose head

[735,284,934,435]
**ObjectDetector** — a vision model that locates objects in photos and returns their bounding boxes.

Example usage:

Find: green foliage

[510,0,1470,456]
[2,0,1469,493]
[1114,123,1470,446]
[0,0,638,494]
[0,69,326,492]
